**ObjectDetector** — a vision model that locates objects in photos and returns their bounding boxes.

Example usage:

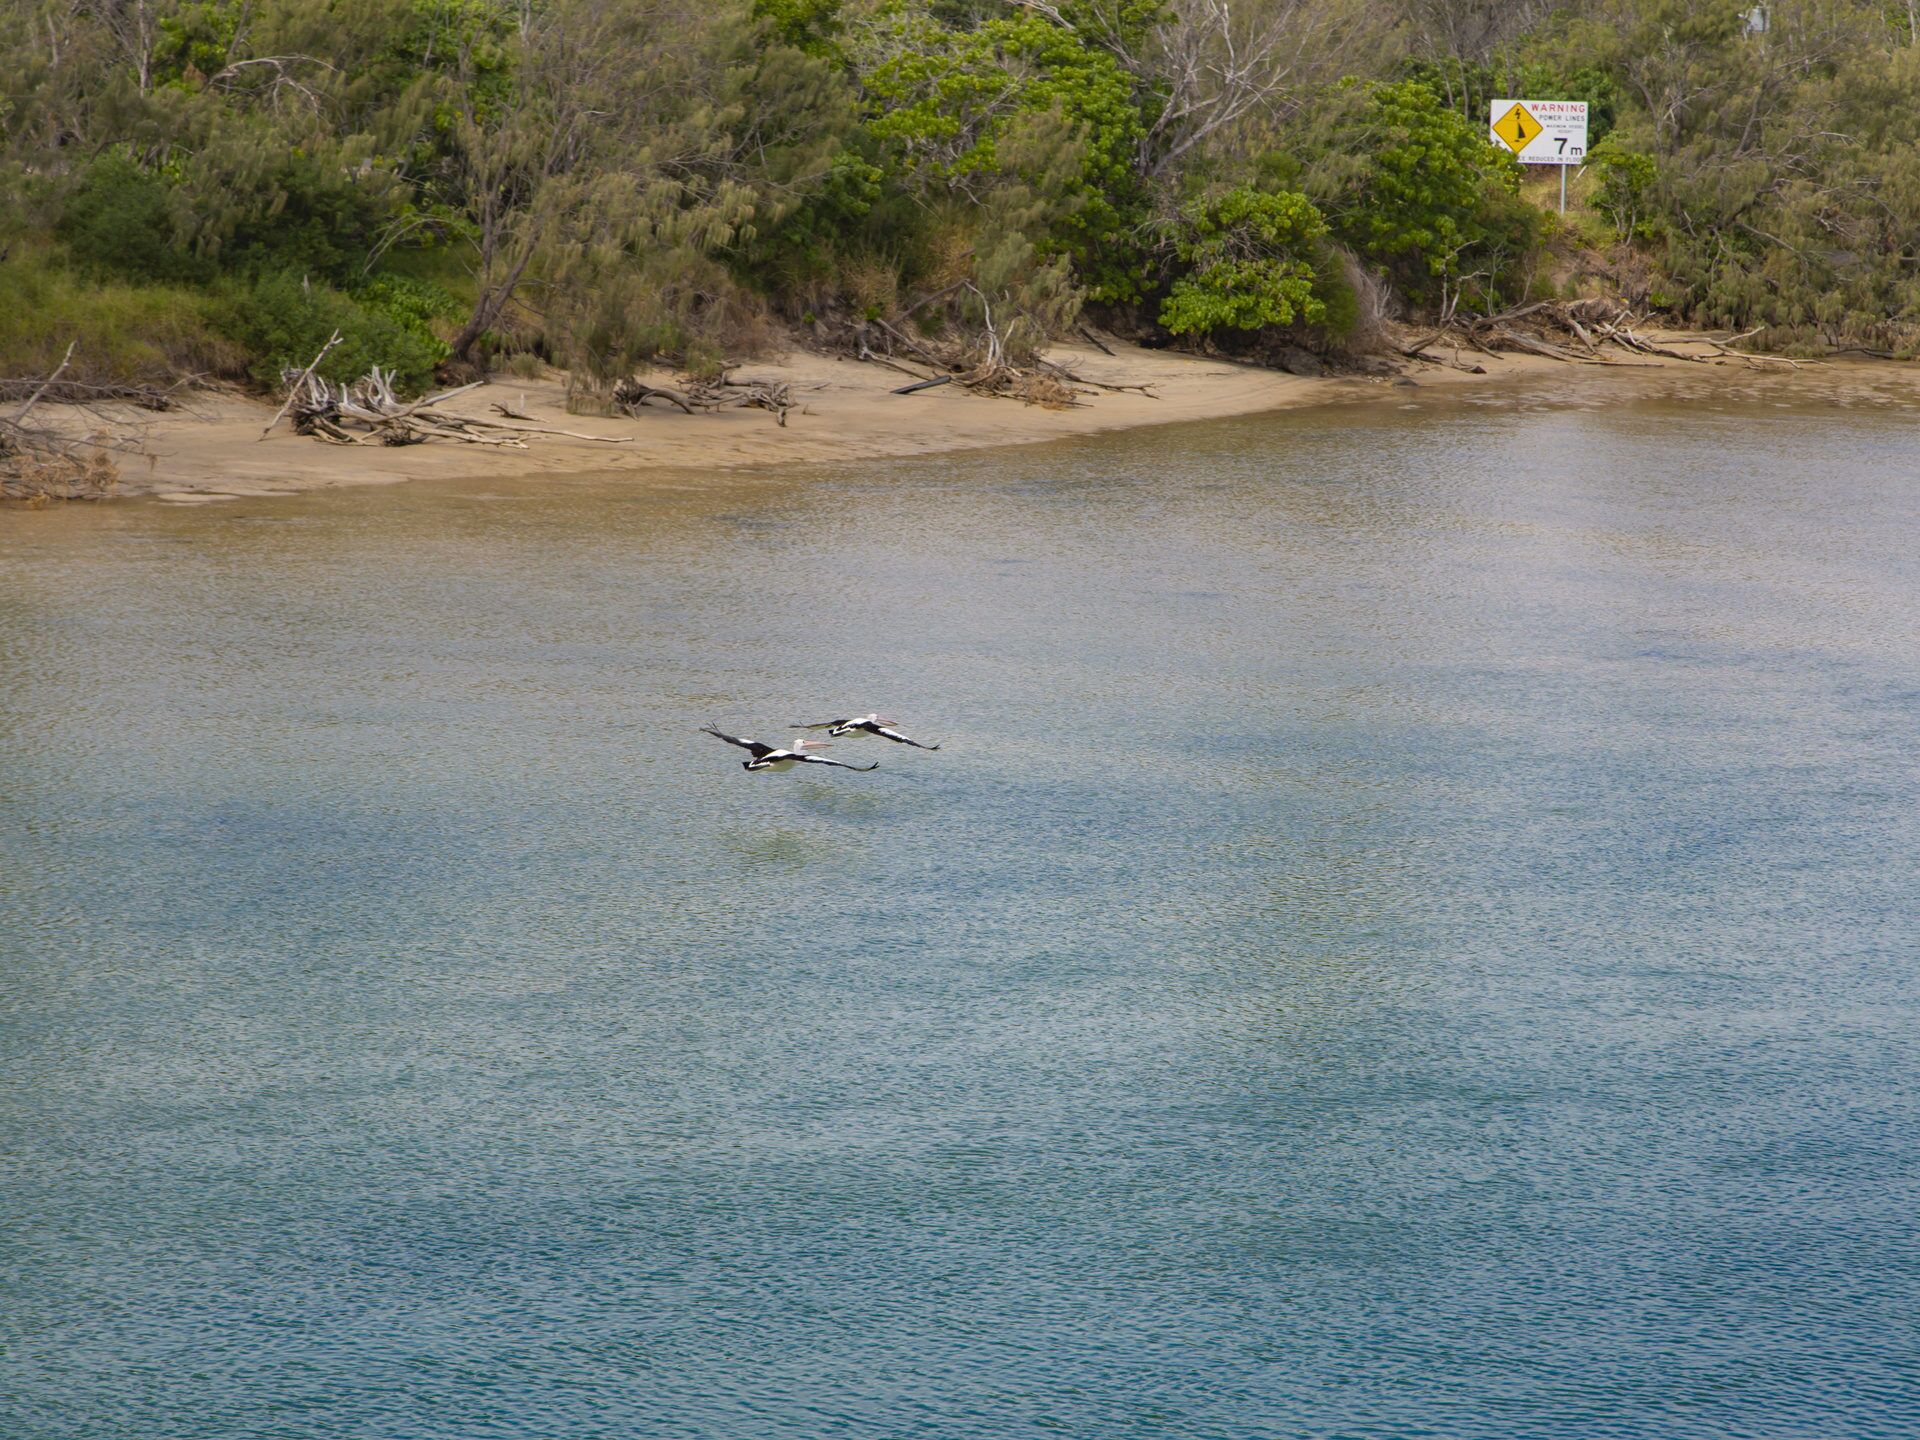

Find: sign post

[1488,99,1589,213]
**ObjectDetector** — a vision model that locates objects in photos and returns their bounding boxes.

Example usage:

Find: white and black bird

[791,714,941,750]
[699,724,879,773]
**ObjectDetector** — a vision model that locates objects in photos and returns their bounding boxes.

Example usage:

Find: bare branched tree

[205,55,339,115]
[77,0,159,90]
[1014,0,1371,180]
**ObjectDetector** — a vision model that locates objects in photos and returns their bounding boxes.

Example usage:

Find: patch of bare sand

[52,338,1920,503]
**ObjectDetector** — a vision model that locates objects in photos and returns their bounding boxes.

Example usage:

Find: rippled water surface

[4,382,1919,1438]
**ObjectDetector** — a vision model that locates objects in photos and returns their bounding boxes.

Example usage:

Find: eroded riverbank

[32,336,1920,505]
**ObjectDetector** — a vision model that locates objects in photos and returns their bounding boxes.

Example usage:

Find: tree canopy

[3,0,1916,391]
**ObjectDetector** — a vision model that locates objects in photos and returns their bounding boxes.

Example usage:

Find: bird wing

[796,753,879,771]
[790,720,847,730]
[700,724,774,759]
[869,723,940,750]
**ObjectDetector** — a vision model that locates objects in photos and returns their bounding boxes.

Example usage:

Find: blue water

[4,385,1919,1437]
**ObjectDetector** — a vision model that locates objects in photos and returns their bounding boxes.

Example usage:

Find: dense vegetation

[3,0,1917,394]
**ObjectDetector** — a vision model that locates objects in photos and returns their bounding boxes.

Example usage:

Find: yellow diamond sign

[1494,102,1543,155]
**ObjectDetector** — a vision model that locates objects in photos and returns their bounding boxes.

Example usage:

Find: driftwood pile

[1401,300,1803,372]
[611,371,798,426]
[830,282,1156,408]
[1,432,119,503]
[847,319,1148,408]
[271,360,631,449]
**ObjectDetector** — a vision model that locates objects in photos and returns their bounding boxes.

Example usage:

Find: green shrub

[208,148,400,284]
[1159,188,1330,338]
[752,0,844,57]
[738,146,895,295]
[58,155,208,286]
[59,146,401,289]
[215,272,445,392]
[1589,141,1660,242]
[855,7,1146,301]
[355,274,460,362]
[153,0,243,84]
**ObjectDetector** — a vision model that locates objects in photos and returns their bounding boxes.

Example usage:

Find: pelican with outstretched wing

[792,714,940,750]
[699,724,879,773]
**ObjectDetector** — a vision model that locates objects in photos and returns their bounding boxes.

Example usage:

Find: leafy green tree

[852,5,1146,298]
[752,0,845,58]
[1329,79,1542,313]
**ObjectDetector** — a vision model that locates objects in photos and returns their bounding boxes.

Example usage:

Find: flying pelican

[791,714,941,750]
[699,724,879,773]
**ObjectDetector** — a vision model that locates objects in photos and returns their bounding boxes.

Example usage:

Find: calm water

[4,380,1919,1438]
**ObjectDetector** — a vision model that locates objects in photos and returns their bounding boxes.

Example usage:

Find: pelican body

[792,714,940,750]
[700,724,879,773]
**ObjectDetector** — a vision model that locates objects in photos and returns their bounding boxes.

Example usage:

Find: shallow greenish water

[4,381,1918,1438]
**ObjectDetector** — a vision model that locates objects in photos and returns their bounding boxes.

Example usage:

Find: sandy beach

[45,336,1920,504]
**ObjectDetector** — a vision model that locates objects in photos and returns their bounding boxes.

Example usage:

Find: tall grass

[0,246,246,386]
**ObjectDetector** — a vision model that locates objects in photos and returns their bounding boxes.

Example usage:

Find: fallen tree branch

[13,341,76,427]
[1399,346,1486,374]
[458,415,634,442]
[2,344,148,503]
[1399,301,1798,371]
[1075,322,1116,356]
[0,373,193,412]
[1039,359,1156,396]
[408,380,487,412]
[1490,326,1612,365]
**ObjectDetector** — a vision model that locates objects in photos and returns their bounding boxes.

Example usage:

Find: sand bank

[50,337,1920,503]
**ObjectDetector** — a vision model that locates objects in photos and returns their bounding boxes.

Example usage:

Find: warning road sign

[1493,103,1542,154]
[1488,98,1587,166]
